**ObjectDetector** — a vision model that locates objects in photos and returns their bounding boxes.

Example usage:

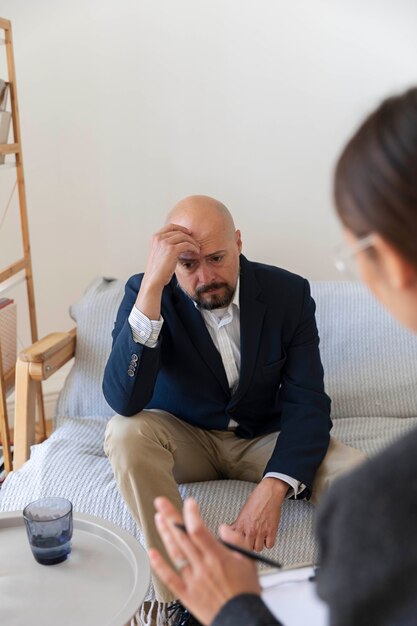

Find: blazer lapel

[173,282,230,395]
[231,256,266,406]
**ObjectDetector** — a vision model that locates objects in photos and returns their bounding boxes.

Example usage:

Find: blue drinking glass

[23,497,73,565]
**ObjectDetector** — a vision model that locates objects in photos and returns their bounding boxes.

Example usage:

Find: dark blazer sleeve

[211,594,283,626]
[316,426,417,626]
[102,274,163,416]
[263,279,331,494]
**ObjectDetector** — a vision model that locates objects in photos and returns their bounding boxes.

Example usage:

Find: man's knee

[104,410,160,462]
[310,438,367,505]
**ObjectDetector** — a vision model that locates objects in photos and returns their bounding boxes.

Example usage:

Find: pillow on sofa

[55,277,124,419]
[312,281,417,419]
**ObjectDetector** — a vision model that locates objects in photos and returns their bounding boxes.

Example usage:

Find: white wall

[0,0,417,347]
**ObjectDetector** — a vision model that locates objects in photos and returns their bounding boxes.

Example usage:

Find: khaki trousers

[104,409,365,602]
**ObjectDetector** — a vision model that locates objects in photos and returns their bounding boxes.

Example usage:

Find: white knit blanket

[2,412,416,604]
[2,276,417,614]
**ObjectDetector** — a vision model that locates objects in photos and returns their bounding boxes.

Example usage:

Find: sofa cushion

[312,282,417,418]
[56,277,417,421]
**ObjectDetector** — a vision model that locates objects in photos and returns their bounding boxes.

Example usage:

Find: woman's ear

[372,234,417,289]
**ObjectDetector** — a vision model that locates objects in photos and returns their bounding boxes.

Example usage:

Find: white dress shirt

[128,278,305,498]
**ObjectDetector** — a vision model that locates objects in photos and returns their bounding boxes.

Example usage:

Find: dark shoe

[168,601,202,626]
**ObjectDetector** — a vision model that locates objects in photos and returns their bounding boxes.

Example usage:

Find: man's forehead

[178,249,227,261]
[193,229,228,245]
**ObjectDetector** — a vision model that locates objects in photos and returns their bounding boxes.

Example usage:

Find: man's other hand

[226,477,288,552]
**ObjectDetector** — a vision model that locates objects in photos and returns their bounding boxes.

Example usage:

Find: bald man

[103,196,364,619]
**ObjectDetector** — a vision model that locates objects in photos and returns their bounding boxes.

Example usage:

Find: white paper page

[260,566,329,626]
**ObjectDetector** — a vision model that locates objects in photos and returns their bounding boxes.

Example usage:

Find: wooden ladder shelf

[0,17,45,476]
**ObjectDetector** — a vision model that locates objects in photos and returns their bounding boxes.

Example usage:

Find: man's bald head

[166,195,236,238]
[166,195,242,310]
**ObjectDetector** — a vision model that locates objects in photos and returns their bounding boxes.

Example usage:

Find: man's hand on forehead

[138,223,201,293]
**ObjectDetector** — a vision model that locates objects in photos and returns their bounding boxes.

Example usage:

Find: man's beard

[181,281,236,310]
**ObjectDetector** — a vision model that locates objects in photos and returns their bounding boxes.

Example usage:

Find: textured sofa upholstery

[2,277,417,602]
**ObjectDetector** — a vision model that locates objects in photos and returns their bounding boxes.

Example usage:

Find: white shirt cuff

[263,472,306,499]
[128,305,163,347]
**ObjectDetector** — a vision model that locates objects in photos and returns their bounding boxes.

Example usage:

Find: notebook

[260,565,329,626]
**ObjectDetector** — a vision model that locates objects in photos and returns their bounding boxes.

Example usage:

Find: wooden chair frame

[13,328,77,470]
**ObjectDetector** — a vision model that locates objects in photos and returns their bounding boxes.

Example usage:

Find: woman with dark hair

[315,86,417,626]
[149,87,417,626]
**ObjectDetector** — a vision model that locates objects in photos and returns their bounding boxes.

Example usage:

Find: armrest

[19,327,77,380]
[13,328,77,470]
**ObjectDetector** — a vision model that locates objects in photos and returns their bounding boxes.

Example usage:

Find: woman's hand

[149,496,261,626]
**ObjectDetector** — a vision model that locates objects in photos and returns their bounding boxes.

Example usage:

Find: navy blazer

[102,255,332,495]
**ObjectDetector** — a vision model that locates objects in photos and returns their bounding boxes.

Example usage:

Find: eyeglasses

[334,234,376,278]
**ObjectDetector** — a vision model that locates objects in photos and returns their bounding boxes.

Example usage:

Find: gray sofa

[2,277,417,605]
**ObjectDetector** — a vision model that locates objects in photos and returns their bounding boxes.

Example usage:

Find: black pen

[174,522,282,569]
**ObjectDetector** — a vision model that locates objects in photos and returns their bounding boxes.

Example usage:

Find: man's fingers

[265,527,277,550]
[222,523,251,549]
[227,519,264,551]
[265,513,280,550]
[156,231,200,253]
[156,223,193,236]
[159,230,198,245]
[218,524,246,546]
[155,223,200,251]
[228,520,255,550]
[234,525,255,550]
[246,533,257,551]
[254,532,266,553]
[219,524,249,549]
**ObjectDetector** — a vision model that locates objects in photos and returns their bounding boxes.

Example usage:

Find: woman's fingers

[151,497,262,626]
[155,497,251,575]
[148,548,186,598]
[154,513,191,571]
[154,498,203,569]
[154,496,183,521]
[218,523,250,549]
[182,499,238,567]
